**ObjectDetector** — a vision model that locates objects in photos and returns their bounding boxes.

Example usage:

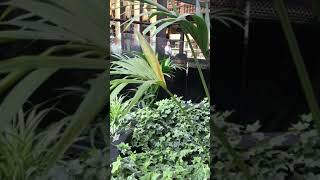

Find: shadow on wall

[213,19,320,132]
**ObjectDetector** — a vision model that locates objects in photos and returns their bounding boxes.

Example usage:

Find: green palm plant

[111,31,167,114]
[160,57,185,78]
[111,31,200,134]
[110,95,130,135]
[0,0,108,176]
[117,0,252,178]
[122,0,210,98]
[0,105,69,179]
[211,8,244,29]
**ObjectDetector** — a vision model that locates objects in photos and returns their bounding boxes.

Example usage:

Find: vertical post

[134,1,140,32]
[115,0,121,40]
[140,2,144,32]
[156,0,168,57]
[185,34,190,97]
[240,0,251,123]
[120,0,125,50]
[150,4,157,50]
[179,30,185,54]
[185,57,189,97]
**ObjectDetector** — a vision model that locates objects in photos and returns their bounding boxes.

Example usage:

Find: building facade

[110,0,208,60]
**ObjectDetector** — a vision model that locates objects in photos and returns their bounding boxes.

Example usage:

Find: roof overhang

[211,0,315,24]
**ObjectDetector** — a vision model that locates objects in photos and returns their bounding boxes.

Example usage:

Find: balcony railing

[110,32,206,60]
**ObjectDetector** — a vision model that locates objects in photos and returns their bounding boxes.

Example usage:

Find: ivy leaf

[291,121,309,131]
[111,157,122,174]
[246,121,261,132]
[269,135,286,147]
[300,130,318,142]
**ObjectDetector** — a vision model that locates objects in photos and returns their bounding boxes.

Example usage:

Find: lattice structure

[211,0,315,23]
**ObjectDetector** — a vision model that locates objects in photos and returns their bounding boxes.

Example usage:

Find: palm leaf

[125,81,156,114]
[0,105,70,179]
[0,0,105,48]
[135,31,166,88]
[0,69,30,96]
[0,0,108,175]
[275,0,320,132]
[0,56,106,73]
[0,69,58,132]
[46,73,107,168]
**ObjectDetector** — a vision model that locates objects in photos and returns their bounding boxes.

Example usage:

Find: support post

[240,0,251,124]
[150,5,157,50]
[115,0,121,40]
[156,0,168,58]
[134,1,140,32]
[179,30,185,54]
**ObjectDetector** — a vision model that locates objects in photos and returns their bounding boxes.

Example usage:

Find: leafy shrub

[46,148,108,180]
[0,106,69,179]
[160,57,184,78]
[212,113,320,180]
[111,97,210,179]
[110,96,130,135]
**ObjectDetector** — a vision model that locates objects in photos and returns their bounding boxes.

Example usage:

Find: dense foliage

[111,97,210,179]
[0,106,68,179]
[213,113,320,180]
[0,1,108,178]
[50,148,108,180]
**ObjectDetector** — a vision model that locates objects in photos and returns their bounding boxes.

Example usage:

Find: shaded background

[212,19,320,132]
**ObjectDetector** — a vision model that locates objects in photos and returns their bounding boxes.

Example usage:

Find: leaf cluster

[212,113,320,180]
[111,97,210,179]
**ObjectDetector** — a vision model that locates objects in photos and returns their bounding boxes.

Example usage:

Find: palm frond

[0,0,106,49]
[111,32,167,114]
[0,105,69,179]
[47,72,107,168]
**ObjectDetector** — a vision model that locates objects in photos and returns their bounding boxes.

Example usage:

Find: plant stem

[0,6,14,21]
[275,0,320,133]
[0,70,30,96]
[185,35,210,101]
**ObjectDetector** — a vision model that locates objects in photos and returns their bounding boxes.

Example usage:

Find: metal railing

[110,32,206,60]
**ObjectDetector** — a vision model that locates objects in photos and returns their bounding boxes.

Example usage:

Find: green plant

[41,121,109,180]
[41,148,108,180]
[111,31,199,137]
[110,95,130,135]
[212,113,320,179]
[111,97,210,179]
[0,0,108,177]
[211,8,244,29]
[275,0,320,134]
[117,1,251,177]
[0,105,69,179]
[160,57,185,78]
[110,31,168,111]
[138,52,184,78]
[130,0,210,98]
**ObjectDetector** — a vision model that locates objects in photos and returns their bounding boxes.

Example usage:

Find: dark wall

[212,22,244,121]
[159,68,210,102]
[213,19,320,131]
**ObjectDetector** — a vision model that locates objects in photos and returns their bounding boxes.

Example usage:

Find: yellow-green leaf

[135,30,166,88]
